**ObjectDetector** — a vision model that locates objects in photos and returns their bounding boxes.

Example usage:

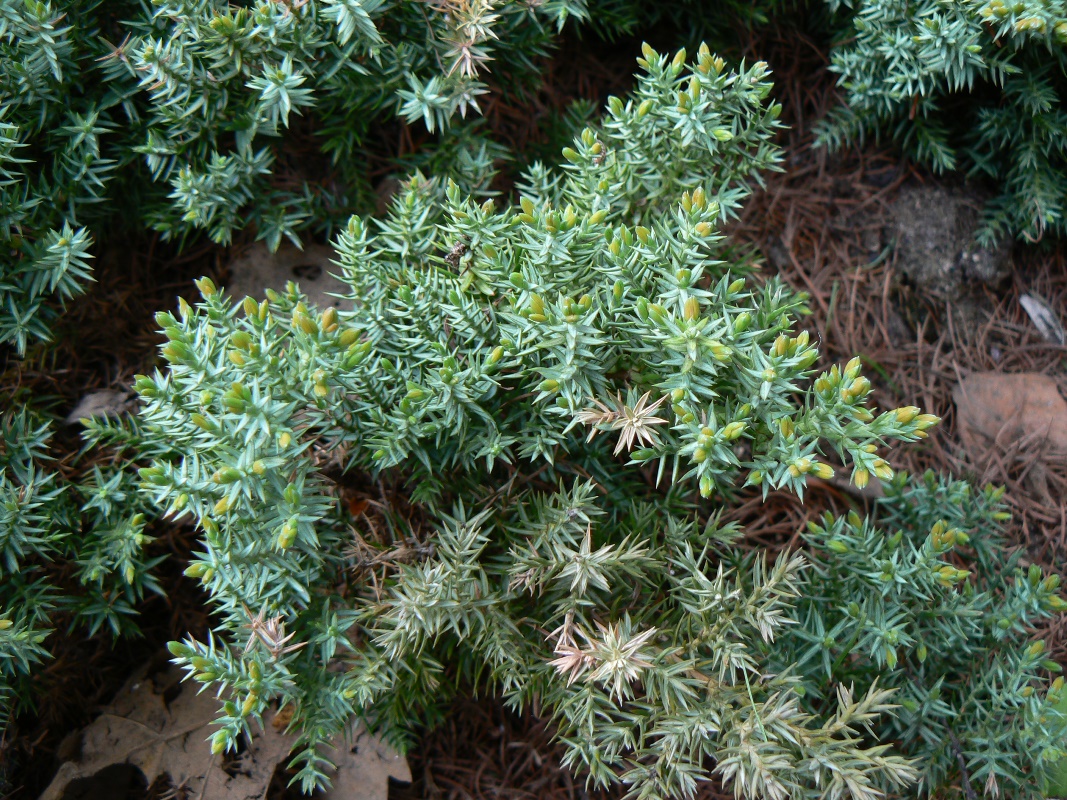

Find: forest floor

[3,17,1066,800]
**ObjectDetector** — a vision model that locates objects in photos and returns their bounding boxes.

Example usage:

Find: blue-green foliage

[820,0,1067,244]
[0,0,586,355]
[0,408,165,729]
[774,471,1067,799]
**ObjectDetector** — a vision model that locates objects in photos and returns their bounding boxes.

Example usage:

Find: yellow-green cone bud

[683,297,700,321]
[195,277,217,298]
[895,406,920,424]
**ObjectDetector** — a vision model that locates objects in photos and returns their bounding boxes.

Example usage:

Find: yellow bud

[844,356,862,379]
[722,421,745,440]
[322,307,338,331]
[688,75,700,101]
[854,468,870,489]
[683,297,700,321]
[848,376,870,398]
[812,462,834,480]
[694,222,713,237]
[213,497,231,515]
[195,277,217,298]
[895,406,920,424]
[184,562,208,578]
[0,619,13,630]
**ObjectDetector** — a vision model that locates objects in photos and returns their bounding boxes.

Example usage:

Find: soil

[888,183,1013,294]
[3,15,1066,800]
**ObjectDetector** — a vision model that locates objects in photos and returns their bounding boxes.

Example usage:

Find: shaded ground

[3,14,1066,800]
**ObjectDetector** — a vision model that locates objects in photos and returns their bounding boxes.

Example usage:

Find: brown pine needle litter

[727,23,1067,661]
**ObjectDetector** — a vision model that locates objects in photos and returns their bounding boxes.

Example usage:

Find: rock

[952,372,1067,461]
[39,655,410,800]
[889,184,1012,295]
[225,242,348,311]
[320,726,411,800]
[65,390,134,425]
